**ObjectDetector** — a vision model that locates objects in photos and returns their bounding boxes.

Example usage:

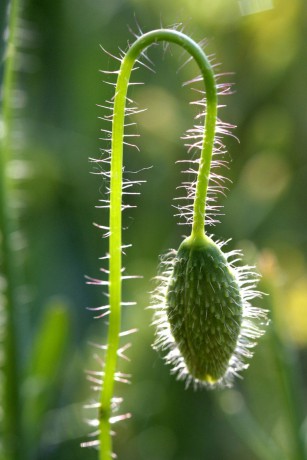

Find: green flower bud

[152,234,267,388]
[166,235,242,383]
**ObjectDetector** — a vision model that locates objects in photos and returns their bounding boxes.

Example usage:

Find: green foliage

[22,300,70,458]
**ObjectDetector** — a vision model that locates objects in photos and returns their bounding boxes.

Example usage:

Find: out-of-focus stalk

[260,252,306,460]
[0,1,23,459]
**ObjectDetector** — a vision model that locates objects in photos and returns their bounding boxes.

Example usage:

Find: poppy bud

[166,235,242,383]
[152,234,267,388]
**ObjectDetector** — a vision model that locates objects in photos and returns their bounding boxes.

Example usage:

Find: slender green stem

[99,29,217,460]
[0,1,23,460]
[269,308,306,459]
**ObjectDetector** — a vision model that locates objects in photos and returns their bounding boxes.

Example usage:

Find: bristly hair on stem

[83,26,268,460]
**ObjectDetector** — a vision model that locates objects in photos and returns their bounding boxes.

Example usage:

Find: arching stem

[99,29,217,460]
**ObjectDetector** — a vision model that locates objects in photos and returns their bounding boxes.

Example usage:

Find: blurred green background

[1,0,307,459]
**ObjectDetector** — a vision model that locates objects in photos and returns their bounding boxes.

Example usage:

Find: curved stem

[0,1,23,459]
[99,29,217,460]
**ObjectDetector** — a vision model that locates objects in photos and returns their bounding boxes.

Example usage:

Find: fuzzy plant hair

[83,27,268,460]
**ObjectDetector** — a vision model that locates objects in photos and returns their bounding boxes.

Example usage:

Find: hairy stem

[0,1,23,459]
[99,29,217,460]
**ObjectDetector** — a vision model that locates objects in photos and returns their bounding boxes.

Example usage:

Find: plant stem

[259,268,306,460]
[269,307,306,459]
[99,29,217,460]
[0,1,23,459]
